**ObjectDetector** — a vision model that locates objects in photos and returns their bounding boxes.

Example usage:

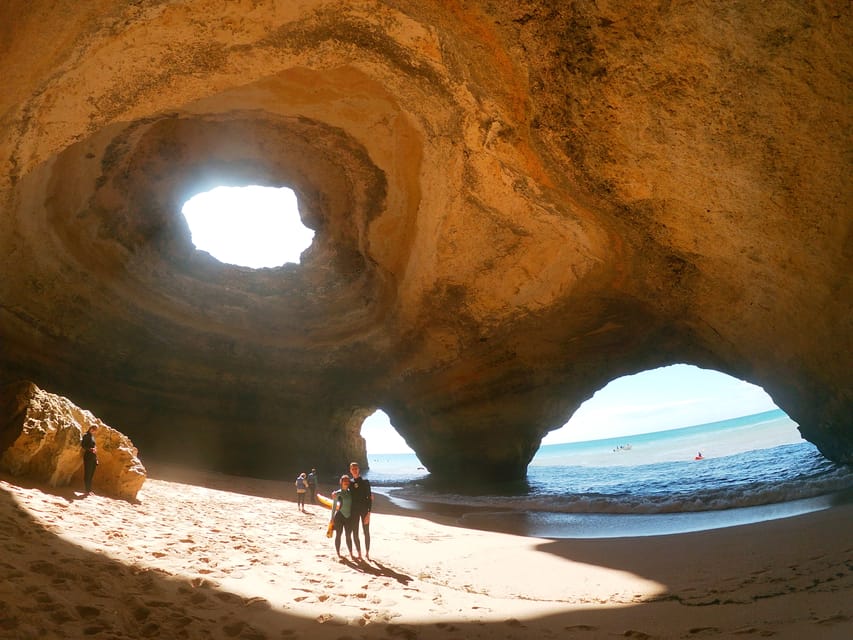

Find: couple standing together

[330,462,373,561]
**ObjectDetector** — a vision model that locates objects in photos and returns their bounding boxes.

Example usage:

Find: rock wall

[0,382,146,501]
[0,1,850,480]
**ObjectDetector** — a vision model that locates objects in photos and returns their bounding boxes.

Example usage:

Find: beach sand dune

[1,467,851,639]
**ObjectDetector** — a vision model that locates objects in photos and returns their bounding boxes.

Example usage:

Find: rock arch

[1,1,850,480]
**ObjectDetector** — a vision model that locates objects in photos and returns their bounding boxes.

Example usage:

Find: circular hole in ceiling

[181,185,315,268]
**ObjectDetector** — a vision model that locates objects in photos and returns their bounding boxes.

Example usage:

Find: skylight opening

[181,185,314,268]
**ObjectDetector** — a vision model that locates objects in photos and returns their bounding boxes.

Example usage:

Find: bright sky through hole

[182,186,314,268]
[361,365,781,453]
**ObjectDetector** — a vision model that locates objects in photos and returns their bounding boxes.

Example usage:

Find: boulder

[0,381,146,501]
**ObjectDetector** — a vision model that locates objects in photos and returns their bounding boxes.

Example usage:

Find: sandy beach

[1,466,851,640]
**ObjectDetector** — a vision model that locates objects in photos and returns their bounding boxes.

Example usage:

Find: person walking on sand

[349,462,373,561]
[80,425,99,496]
[331,475,357,561]
[307,468,318,504]
[295,472,308,511]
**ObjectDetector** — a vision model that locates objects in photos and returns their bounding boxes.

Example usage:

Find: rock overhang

[0,1,850,480]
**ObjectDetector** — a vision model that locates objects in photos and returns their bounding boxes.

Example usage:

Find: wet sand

[1,465,851,639]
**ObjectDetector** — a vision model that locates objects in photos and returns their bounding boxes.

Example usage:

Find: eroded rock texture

[0,382,146,501]
[0,1,850,480]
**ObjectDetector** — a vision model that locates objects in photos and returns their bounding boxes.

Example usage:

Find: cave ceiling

[1,1,850,479]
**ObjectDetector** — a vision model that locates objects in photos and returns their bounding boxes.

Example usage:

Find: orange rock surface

[0,1,849,479]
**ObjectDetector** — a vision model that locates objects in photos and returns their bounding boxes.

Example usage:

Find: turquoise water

[366,410,853,537]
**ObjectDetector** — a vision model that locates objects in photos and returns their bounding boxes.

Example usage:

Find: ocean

[365,409,853,538]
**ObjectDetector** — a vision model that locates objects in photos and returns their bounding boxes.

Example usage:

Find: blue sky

[182,186,781,455]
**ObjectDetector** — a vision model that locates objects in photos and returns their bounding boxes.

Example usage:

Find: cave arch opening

[540,364,801,457]
[359,409,426,480]
[514,364,853,535]
[354,367,852,536]
[181,185,315,268]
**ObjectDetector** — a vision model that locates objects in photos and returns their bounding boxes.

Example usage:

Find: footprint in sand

[29,560,58,576]
[244,597,271,610]
[74,605,99,619]
[222,620,255,638]
[131,605,151,622]
[82,623,111,635]
[2,566,25,582]
[214,592,244,605]
[142,599,174,609]
[48,606,75,625]
[385,623,418,639]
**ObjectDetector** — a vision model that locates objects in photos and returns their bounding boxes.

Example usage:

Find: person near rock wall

[80,425,99,495]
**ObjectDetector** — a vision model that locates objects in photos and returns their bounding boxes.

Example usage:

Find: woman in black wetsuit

[331,475,357,561]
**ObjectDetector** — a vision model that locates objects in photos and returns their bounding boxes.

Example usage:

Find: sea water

[365,410,853,538]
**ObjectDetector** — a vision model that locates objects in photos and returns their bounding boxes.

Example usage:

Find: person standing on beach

[295,472,308,512]
[307,468,318,504]
[331,475,357,560]
[80,425,99,496]
[348,462,373,561]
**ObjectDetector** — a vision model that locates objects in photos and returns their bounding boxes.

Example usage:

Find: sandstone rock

[0,2,849,480]
[0,381,146,501]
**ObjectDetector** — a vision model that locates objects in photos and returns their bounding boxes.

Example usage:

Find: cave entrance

[518,364,851,536]
[181,185,314,268]
[360,410,426,481]
[540,364,801,457]
[353,369,852,537]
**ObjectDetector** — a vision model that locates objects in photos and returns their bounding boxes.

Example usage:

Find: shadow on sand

[2,471,851,639]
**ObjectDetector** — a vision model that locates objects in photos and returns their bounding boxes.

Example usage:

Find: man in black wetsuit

[348,462,373,561]
[80,425,99,496]
[307,468,318,504]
